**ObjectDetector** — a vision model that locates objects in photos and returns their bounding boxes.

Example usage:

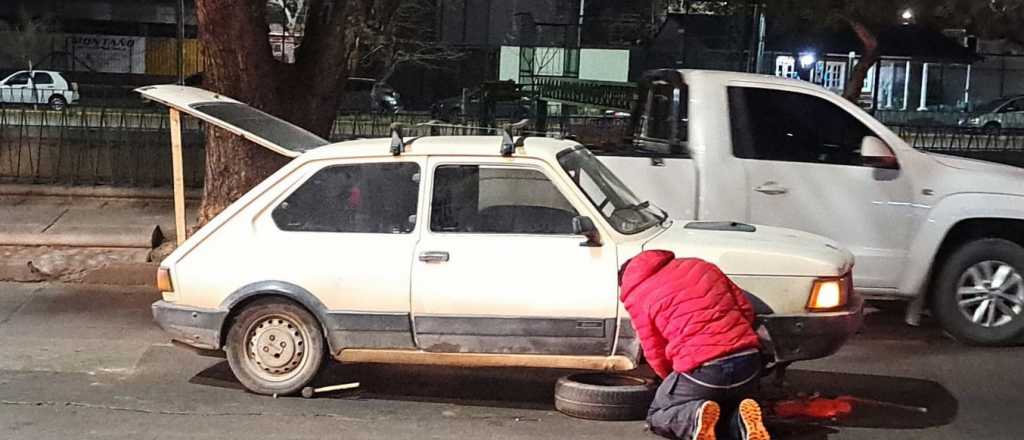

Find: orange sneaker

[693,400,720,440]
[738,399,770,440]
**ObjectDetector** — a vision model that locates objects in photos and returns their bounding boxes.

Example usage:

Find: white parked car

[958,95,1024,130]
[597,69,1024,345]
[140,85,860,396]
[0,70,79,110]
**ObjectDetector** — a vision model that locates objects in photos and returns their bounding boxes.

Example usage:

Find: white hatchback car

[0,70,79,110]
[140,85,862,396]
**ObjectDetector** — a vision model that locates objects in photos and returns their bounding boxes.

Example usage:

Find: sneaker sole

[694,401,720,440]
[739,399,770,440]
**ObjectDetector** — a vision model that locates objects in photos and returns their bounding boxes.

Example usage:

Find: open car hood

[135,85,329,158]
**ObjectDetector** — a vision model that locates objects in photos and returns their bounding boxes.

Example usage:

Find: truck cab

[599,69,1024,345]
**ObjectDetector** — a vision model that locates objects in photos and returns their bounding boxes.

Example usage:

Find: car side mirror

[861,136,898,169]
[572,216,602,247]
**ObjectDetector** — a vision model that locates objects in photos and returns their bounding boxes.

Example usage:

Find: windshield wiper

[627,200,671,226]
[625,200,650,210]
[655,206,670,225]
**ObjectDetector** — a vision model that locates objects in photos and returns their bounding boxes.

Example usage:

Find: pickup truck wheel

[225,298,325,395]
[554,373,657,421]
[932,238,1024,346]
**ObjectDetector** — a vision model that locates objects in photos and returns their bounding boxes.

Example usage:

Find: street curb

[80,262,159,287]
[0,225,164,248]
[0,184,201,200]
[0,262,158,287]
[0,263,46,282]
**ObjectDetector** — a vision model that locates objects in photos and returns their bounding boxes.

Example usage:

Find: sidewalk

[0,184,199,285]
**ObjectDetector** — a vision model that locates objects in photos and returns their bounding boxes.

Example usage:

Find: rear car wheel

[225,298,325,395]
[48,95,67,111]
[932,238,1024,346]
[554,373,657,421]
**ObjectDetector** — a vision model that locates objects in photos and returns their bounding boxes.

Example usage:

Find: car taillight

[807,274,850,311]
[71,82,79,92]
[157,267,174,292]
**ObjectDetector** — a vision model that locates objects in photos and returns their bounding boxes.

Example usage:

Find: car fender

[219,280,334,348]
[900,192,1024,296]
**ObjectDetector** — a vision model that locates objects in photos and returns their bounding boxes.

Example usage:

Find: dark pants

[647,353,762,440]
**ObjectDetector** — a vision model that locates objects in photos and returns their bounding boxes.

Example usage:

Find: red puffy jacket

[620,250,760,378]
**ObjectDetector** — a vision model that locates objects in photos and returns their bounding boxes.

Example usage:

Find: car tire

[554,373,658,421]
[931,238,1024,346]
[48,95,67,111]
[983,121,1001,134]
[225,298,326,395]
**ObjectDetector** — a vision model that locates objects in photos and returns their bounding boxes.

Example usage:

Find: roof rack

[501,119,531,156]
[415,119,532,157]
[390,123,405,156]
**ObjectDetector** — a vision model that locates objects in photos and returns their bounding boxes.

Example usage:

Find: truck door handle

[754,182,788,195]
[418,251,449,263]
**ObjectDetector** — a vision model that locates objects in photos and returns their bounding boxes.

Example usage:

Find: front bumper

[758,295,864,364]
[151,300,227,351]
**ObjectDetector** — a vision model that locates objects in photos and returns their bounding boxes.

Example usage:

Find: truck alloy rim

[246,315,307,381]
[957,260,1024,328]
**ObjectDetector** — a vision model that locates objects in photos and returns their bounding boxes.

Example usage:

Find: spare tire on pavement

[554,373,658,421]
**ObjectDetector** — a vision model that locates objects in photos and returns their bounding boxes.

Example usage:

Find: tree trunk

[193,0,360,228]
[842,17,880,105]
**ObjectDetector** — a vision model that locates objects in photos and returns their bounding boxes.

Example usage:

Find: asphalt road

[0,282,1021,439]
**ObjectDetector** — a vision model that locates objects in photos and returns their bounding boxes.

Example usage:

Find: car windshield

[557,146,665,234]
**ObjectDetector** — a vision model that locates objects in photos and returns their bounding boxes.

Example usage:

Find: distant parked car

[959,96,1024,130]
[431,84,532,122]
[0,70,79,110]
[339,78,400,113]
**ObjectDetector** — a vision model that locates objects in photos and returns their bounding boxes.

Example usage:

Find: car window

[1000,99,1022,113]
[4,72,30,86]
[32,72,53,85]
[430,165,578,234]
[728,86,873,166]
[272,162,420,233]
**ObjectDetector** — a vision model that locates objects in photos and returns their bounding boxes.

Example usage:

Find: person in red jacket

[620,250,769,440]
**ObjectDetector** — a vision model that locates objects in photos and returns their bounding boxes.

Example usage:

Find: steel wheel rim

[956,260,1024,328]
[244,314,310,383]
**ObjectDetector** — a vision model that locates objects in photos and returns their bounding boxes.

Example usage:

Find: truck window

[271,162,420,233]
[728,87,873,166]
[430,165,578,234]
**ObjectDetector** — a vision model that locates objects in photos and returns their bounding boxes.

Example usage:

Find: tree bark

[193,0,360,227]
[841,17,880,104]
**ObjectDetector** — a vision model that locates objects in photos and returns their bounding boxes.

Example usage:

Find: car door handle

[418,251,450,263]
[754,182,788,195]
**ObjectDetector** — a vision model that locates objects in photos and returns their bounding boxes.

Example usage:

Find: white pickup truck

[598,69,1024,345]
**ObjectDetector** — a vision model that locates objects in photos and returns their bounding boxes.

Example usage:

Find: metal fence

[3,106,1024,189]
[0,105,205,187]
[891,124,1024,168]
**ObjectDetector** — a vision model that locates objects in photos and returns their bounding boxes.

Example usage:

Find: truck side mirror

[861,136,899,169]
[572,216,602,247]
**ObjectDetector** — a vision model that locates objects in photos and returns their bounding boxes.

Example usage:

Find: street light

[799,52,816,69]
[901,9,914,22]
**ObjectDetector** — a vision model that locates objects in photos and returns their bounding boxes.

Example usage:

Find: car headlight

[968,117,980,124]
[807,275,850,311]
